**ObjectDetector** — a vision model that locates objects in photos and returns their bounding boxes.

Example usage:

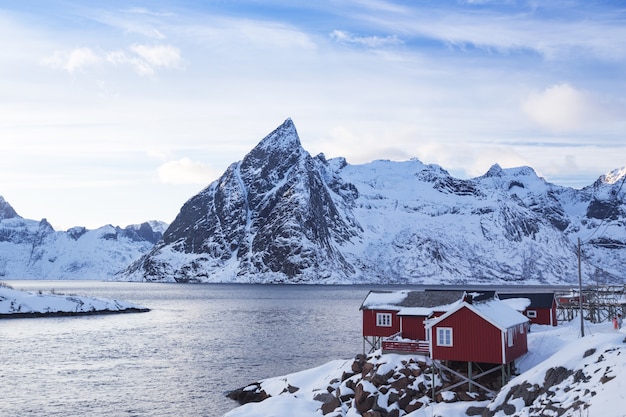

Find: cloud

[355,3,626,62]
[40,47,102,73]
[521,83,600,132]
[129,44,182,68]
[329,30,402,48]
[39,43,182,77]
[157,158,219,185]
[41,45,183,77]
[106,44,182,76]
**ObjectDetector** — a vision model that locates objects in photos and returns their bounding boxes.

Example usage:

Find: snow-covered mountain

[0,196,167,279]
[122,119,626,284]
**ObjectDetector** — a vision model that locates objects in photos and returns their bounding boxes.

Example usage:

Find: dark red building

[499,292,557,326]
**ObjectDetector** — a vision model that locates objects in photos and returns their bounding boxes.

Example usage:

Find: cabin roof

[360,290,465,312]
[426,298,529,331]
[454,290,498,303]
[499,292,555,309]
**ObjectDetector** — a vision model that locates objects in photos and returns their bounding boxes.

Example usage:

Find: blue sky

[1,0,625,230]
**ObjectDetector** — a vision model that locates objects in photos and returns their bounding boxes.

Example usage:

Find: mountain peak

[481,164,539,180]
[254,118,301,152]
[0,196,20,220]
[602,166,626,185]
[483,164,504,177]
[239,118,306,183]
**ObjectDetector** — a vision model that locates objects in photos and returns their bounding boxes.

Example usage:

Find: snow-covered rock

[224,321,626,417]
[0,282,148,317]
[121,119,626,284]
[0,196,167,279]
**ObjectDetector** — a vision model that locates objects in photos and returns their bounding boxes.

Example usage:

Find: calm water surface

[0,281,370,417]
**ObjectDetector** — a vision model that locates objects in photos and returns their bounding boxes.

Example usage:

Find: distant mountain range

[0,196,166,280]
[117,118,626,285]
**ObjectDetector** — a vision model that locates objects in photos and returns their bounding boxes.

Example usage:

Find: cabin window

[436,327,453,347]
[519,323,525,334]
[507,328,514,347]
[526,310,537,319]
[376,313,392,327]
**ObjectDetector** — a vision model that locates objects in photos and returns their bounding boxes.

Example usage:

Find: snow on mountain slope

[121,119,626,284]
[0,197,167,279]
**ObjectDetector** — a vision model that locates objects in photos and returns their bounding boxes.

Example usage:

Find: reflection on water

[1,281,368,416]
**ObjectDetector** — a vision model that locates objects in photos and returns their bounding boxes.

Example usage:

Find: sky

[1,0,625,231]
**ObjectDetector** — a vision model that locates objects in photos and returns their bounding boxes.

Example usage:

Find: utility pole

[578,237,584,337]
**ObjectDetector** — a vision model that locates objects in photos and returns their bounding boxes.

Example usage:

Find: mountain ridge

[121,119,626,284]
[0,200,167,279]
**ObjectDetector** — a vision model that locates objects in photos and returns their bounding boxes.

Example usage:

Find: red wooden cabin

[499,292,557,326]
[360,290,465,353]
[362,290,529,391]
[426,297,529,365]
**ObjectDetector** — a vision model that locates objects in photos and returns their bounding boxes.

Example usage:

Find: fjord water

[0,281,368,416]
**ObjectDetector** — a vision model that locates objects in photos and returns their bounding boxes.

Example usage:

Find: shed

[499,292,557,326]
[426,298,529,365]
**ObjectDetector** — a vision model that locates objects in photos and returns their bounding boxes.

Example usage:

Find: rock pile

[228,352,504,416]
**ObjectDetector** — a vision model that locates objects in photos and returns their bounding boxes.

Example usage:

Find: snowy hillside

[0,196,167,280]
[224,321,626,417]
[122,119,626,284]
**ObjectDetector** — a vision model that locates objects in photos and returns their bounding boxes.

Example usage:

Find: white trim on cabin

[436,327,453,347]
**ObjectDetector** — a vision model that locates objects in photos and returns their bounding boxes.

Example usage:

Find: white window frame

[376,313,392,327]
[436,327,453,347]
[526,310,537,319]
[507,328,514,347]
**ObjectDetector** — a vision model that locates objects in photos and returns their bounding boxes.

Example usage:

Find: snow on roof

[471,299,529,329]
[360,290,464,312]
[499,292,555,308]
[427,298,529,330]
[397,307,434,316]
[500,297,532,312]
[360,290,410,310]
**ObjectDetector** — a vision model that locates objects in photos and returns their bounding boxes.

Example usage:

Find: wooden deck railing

[382,333,430,355]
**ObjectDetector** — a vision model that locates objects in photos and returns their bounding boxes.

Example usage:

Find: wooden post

[431,361,436,403]
[578,238,585,337]
[468,362,473,393]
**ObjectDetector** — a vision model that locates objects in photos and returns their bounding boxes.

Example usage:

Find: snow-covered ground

[0,283,148,316]
[224,319,626,417]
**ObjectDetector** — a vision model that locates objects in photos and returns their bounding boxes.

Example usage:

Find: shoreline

[0,307,150,319]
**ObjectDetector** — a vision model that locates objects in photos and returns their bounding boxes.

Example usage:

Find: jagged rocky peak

[602,166,626,185]
[0,196,20,220]
[242,118,302,167]
[238,118,307,195]
[583,167,626,220]
[483,163,504,178]
[481,163,539,180]
[253,118,300,152]
[38,218,55,233]
[126,118,361,282]
[589,166,626,190]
